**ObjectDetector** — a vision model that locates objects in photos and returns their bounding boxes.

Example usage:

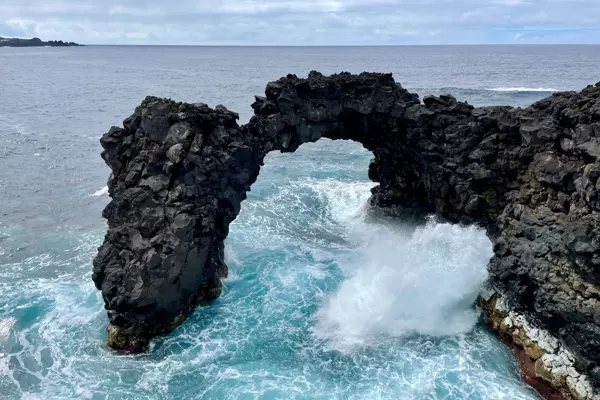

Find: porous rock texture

[93,72,600,398]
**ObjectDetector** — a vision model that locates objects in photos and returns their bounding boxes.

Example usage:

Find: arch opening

[210,136,494,358]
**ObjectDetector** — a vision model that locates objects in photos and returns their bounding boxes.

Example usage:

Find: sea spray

[312,219,493,352]
[90,186,108,197]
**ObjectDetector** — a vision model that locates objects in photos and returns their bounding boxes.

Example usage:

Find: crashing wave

[91,186,108,197]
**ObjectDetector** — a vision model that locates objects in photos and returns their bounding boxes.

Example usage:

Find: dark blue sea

[1,45,599,400]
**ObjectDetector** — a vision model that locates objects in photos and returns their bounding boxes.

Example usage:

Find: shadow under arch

[93,71,600,390]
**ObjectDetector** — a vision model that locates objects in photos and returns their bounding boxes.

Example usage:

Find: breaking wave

[312,219,492,352]
[90,186,108,197]
[487,87,559,92]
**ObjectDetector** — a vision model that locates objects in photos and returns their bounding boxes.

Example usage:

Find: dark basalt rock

[94,72,600,392]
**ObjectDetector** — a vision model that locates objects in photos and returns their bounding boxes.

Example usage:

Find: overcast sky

[1,0,599,45]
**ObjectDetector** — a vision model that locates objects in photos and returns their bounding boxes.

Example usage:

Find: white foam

[308,179,374,224]
[231,177,374,254]
[487,87,558,92]
[0,317,16,339]
[312,218,493,352]
[91,186,108,197]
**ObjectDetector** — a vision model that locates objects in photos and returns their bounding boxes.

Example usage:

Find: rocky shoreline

[478,288,598,400]
[93,72,600,399]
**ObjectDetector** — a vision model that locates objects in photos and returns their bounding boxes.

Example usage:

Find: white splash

[487,87,558,92]
[91,186,108,197]
[313,218,493,352]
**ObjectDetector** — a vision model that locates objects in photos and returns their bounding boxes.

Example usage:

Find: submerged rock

[94,72,600,398]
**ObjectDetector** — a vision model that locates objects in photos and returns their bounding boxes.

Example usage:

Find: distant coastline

[0,37,82,47]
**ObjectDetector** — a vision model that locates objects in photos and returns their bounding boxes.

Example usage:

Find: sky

[1,0,599,45]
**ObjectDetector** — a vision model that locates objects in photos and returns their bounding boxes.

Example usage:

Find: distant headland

[0,37,82,47]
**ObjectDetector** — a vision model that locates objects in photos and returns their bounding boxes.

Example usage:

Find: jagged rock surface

[93,72,600,395]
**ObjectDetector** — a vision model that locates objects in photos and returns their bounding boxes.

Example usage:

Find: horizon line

[72,43,600,47]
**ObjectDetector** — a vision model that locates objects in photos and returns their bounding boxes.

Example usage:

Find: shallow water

[2,45,600,399]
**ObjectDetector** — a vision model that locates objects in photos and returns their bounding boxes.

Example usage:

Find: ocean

[1,45,599,400]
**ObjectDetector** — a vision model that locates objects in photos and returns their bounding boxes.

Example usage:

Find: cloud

[0,0,599,44]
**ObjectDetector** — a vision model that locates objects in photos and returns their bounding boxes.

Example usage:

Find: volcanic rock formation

[93,72,600,398]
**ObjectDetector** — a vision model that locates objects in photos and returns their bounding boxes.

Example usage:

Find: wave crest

[91,186,108,197]
[487,87,558,92]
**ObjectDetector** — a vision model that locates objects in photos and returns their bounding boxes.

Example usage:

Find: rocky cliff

[93,72,600,398]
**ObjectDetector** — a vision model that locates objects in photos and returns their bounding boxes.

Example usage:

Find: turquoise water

[3,45,600,399]
[1,140,539,399]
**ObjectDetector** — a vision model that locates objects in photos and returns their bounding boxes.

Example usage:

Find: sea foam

[312,217,493,352]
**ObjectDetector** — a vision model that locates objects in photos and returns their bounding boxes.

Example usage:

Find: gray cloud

[1,0,599,44]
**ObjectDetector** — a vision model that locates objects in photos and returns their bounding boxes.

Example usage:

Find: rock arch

[93,72,600,394]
